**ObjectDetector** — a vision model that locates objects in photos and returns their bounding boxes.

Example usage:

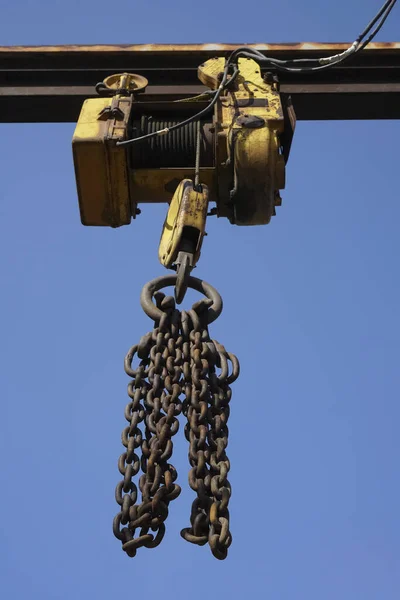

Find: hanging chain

[113,275,239,560]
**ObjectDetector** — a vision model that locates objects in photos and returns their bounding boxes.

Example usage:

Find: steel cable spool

[130,116,214,168]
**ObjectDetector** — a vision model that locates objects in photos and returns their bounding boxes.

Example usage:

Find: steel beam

[1,43,400,122]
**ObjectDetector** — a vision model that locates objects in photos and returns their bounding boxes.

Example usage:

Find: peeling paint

[1,42,400,54]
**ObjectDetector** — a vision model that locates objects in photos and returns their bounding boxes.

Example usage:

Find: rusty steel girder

[1,43,400,122]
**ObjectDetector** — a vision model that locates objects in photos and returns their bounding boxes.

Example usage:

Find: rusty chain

[113,275,239,560]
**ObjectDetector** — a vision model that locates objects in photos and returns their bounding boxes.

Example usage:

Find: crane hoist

[72,54,295,558]
[72,56,295,300]
[70,0,399,559]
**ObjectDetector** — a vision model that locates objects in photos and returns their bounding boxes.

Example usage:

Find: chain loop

[140,275,223,324]
[113,275,239,559]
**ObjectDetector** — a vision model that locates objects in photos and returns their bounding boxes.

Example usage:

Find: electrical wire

[117,67,237,147]
[225,0,397,72]
[358,0,398,51]
[356,0,396,44]
[227,0,398,71]
[174,91,216,102]
[116,0,398,146]
[116,89,216,146]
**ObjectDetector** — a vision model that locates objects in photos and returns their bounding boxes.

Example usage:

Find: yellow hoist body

[72,56,295,280]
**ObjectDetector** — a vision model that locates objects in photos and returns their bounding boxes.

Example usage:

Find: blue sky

[1,1,400,599]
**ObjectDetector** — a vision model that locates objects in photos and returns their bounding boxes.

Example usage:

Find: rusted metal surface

[113,274,239,559]
[1,42,400,53]
[1,43,400,122]
[3,84,400,122]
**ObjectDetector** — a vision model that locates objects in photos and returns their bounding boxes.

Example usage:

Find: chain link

[113,277,239,559]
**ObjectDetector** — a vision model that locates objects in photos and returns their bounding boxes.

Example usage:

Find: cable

[225,0,398,71]
[358,0,397,51]
[117,91,216,146]
[356,0,396,44]
[174,91,216,103]
[116,67,238,147]
[194,120,201,190]
[116,0,398,146]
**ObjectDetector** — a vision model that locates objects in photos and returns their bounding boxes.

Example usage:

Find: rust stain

[0,42,400,53]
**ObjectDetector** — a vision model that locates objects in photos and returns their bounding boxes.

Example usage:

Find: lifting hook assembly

[69,0,400,560]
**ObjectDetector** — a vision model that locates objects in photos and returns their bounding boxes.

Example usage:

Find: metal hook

[175,252,192,304]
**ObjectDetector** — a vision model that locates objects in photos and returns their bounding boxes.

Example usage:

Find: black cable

[116,67,238,147]
[116,0,398,146]
[227,50,337,72]
[225,48,352,73]
[116,91,217,146]
[226,1,398,71]
[356,0,395,43]
[357,0,397,51]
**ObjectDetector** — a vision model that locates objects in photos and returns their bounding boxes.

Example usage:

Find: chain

[113,275,239,559]
[113,292,182,556]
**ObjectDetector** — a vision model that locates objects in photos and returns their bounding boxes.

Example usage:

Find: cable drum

[130,116,214,168]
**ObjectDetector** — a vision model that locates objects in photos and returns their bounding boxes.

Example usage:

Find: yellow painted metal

[72,58,292,231]
[200,56,286,225]
[102,72,148,94]
[130,168,216,203]
[198,57,226,90]
[72,81,134,227]
[158,179,209,269]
